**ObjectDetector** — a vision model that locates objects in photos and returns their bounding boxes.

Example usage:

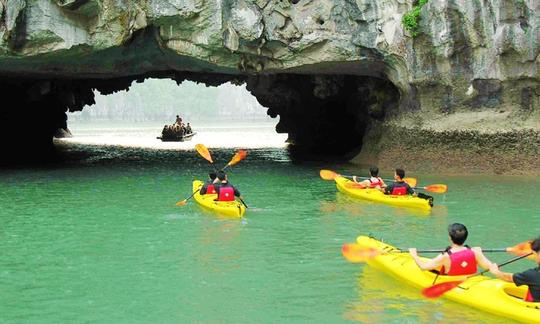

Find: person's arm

[200,184,207,195]
[384,183,393,194]
[380,179,387,188]
[409,248,445,271]
[406,183,416,195]
[489,263,514,282]
[472,247,494,270]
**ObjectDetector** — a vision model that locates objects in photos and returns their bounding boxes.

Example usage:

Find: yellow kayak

[335,176,432,210]
[192,180,245,218]
[355,235,540,323]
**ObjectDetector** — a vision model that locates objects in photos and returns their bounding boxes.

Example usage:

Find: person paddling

[384,168,433,206]
[352,166,386,189]
[214,171,242,202]
[409,223,494,275]
[489,237,540,302]
[200,171,217,195]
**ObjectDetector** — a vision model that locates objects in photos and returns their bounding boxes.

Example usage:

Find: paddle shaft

[238,197,248,208]
[183,188,200,202]
[478,252,534,276]
[408,248,507,253]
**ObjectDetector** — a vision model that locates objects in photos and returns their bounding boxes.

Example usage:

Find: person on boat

[489,237,540,302]
[384,168,434,206]
[214,171,242,202]
[175,115,182,125]
[383,168,414,195]
[186,123,192,134]
[200,171,217,195]
[352,166,386,189]
[409,223,494,276]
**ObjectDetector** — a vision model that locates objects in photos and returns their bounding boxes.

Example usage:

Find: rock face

[0,0,538,172]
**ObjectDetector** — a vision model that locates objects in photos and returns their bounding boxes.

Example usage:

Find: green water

[1,145,538,323]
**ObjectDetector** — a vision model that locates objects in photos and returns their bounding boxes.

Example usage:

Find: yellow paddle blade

[320,169,339,180]
[423,184,448,193]
[195,144,213,163]
[175,199,188,206]
[341,244,381,263]
[227,150,248,167]
[404,177,417,187]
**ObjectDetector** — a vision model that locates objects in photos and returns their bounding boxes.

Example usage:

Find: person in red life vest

[383,168,414,195]
[489,237,540,302]
[384,168,434,206]
[199,171,217,195]
[409,223,494,275]
[213,171,242,202]
[352,166,386,189]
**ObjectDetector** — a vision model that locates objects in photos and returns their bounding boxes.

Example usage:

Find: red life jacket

[391,186,408,195]
[525,289,534,302]
[206,184,216,195]
[217,186,235,201]
[369,177,383,188]
[441,248,477,276]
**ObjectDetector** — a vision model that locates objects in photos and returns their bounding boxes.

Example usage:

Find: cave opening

[0,72,400,165]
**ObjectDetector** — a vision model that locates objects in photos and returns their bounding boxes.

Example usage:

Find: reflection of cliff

[0,1,538,170]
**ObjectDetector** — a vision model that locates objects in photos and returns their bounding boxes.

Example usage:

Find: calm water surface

[0,124,538,323]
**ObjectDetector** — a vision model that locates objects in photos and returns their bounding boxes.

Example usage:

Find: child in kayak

[409,223,494,276]
[384,168,434,206]
[200,171,217,195]
[489,237,540,302]
[214,171,242,202]
[352,166,386,189]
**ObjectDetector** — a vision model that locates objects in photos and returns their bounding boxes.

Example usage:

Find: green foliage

[402,0,429,37]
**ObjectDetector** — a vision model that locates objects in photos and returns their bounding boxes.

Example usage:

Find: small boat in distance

[157,131,197,142]
[158,118,196,142]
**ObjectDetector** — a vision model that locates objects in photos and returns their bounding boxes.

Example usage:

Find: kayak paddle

[222,149,247,170]
[341,241,534,263]
[413,184,448,194]
[422,252,534,299]
[195,144,213,164]
[176,188,201,206]
[319,169,417,187]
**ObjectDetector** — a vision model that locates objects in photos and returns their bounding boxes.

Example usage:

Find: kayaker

[409,223,495,275]
[200,171,217,195]
[214,171,242,202]
[384,168,433,206]
[352,166,386,189]
[489,237,540,302]
[384,168,414,195]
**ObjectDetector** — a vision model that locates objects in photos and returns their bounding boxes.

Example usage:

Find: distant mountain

[69,79,272,122]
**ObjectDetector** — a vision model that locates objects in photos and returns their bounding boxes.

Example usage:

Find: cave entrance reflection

[65,79,287,150]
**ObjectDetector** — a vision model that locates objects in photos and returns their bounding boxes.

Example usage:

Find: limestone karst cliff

[0,0,538,172]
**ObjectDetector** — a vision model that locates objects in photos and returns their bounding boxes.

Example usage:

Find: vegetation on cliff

[402,0,428,37]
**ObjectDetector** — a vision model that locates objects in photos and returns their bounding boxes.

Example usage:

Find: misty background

[69,79,273,123]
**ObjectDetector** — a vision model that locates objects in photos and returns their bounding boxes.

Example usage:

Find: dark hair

[532,238,540,252]
[395,168,405,180]
[217,170,227,181]
[448,223,468,245]
[209,171,217,180]
[369,166,379,177]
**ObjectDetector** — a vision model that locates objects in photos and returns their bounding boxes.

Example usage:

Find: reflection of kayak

[335,176,431,210]
[157,132,197,142]
[192,180,245,218]
[355,236,540,323]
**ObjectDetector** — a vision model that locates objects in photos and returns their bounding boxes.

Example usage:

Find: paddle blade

[507,241,534,259]
[422,280,464,298]
[227,150,248,167]
[175,200,188,206]
[423,184,448,194]
[404,177,417,187]
[195,144,213,163]
[342,244,380,263]
[320,169,339,181]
